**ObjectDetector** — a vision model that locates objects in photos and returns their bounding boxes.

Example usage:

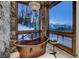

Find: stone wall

[10,2,17,32]
[0,1,10,57]
[0,1,17,57]
[10,1,17,53]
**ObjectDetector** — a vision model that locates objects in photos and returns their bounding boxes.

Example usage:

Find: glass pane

[49,1,72,32]
[58,36,63,45]
[49,34,57,41]
[18,3,39,31]
[58,36,72,48]
[49,33,72,48]
[18,32,40,40]
[18,34,32,40]
[32,32,40,39]
[63,37,72,48]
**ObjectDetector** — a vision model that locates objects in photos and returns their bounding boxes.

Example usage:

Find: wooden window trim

[48,1,61,8]
[16,30,41,34]
[48,1,76,56]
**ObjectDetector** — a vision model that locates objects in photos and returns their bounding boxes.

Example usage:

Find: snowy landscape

[18,24,34,31]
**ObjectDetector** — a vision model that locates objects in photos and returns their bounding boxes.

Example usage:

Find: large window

[48,1,76,56]
[49,1,72,32]
[16,2,40,40]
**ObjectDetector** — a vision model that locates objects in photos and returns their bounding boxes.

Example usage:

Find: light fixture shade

[29,2,40,11]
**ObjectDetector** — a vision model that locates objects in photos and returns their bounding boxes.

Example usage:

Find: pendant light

[29,2,40,11]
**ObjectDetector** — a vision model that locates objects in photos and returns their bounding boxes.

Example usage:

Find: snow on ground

[18,24,34,31]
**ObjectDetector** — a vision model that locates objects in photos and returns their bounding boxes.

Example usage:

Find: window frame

[48,1,76,56]
[16,1,41,40]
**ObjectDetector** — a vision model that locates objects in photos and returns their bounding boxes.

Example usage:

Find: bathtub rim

[14,38,48,47]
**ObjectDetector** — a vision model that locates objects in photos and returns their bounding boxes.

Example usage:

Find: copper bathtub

[14,37,48,58]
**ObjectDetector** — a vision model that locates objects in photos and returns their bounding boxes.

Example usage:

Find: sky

[49,1,73,25]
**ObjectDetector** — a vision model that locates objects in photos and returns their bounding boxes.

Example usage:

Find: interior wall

[76,1,79,58]
[10,1,17,53]
[10,1,16,39]
[0,1,10,57]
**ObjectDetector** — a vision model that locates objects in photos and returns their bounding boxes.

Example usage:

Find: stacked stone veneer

[10,1,17,53]
[10,2,17,32]
[0,1,10,57]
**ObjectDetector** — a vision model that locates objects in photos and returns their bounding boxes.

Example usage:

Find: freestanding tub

[14,37,48,58]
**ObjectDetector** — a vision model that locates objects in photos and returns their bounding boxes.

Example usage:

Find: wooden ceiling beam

[17,1,61,8]
[48,1,61,8]
[17,1,29,5]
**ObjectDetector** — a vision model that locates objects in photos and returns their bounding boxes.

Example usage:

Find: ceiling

[17,1,61,9]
